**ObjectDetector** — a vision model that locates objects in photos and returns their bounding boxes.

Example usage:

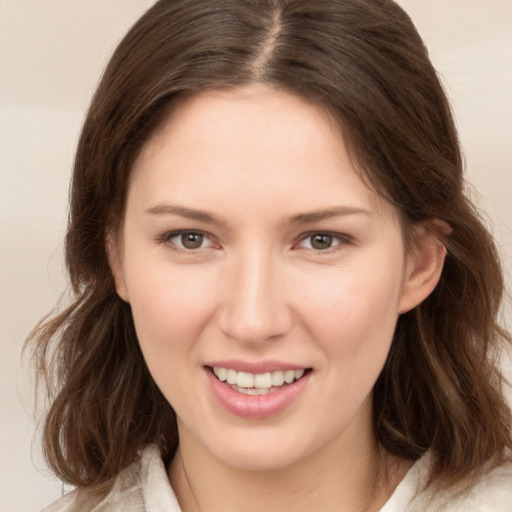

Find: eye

[297,232,350,251]
[161,230,215,251]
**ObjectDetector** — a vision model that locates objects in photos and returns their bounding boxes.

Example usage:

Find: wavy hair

[28,0,511,492]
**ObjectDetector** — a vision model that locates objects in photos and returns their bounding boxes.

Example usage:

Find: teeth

[284,370,295,384]
[226,369,237,385]
[254,372,272,388]
[215,367,227,381]
[236,371,254,388]
[232,385,281,395]
[212,367,307,391]
[271,371,285,386]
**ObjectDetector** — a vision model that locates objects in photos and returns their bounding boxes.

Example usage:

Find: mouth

[208,366,310,396]
[205,363,312,419]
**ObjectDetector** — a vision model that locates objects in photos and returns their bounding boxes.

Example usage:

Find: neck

[168,407,409,512]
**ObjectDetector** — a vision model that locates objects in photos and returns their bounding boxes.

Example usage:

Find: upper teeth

[213,367,305,389]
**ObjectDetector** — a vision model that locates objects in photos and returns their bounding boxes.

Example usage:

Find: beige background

[1,1,511,510]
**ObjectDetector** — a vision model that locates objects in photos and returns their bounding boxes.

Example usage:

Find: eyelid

[294,231,354,251]
[156,229,353,253]
[157,229,219,252]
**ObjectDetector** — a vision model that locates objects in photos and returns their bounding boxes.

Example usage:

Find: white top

[43,444,512,511]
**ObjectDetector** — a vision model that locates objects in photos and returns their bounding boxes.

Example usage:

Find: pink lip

[205,367,311,420]
[205,359,307,374]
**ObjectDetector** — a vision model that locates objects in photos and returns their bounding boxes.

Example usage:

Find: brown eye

[310,234,334,250]
[160,230,217,252]
[296,232,346,252]
[180,232,204,249]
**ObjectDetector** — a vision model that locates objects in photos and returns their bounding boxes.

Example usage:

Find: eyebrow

[287,206,370,224]
[145,204,226,226]
[145,204,369,226]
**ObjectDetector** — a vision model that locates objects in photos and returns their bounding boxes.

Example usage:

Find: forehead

[129,86,394,222]
[139,86,343,169]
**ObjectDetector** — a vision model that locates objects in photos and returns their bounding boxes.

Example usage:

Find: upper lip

[205,359,309,374]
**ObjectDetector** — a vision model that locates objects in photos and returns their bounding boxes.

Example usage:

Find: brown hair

[29,0,511,493]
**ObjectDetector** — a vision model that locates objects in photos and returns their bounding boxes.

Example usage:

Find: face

[111,86,441,472]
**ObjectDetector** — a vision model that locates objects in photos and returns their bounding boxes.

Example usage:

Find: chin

[205,428,314,472]
[218,449,301,472]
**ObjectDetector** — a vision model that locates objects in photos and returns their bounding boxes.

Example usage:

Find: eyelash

[157,230,217,252]
[294,231,354,253]
[156,230,354,254]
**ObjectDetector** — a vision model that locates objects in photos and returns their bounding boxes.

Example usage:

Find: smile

[212,367,306,395]
[207,364,312,419]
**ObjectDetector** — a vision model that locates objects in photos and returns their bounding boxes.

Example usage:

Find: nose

[217,248,293,345]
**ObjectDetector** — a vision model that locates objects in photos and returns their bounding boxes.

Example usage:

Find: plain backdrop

[1,1,511,510]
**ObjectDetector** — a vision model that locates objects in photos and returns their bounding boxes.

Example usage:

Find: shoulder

[413,457,512,512]
[42,453,145,512]
[442,460,512,512]
[383,453,512,512]
[42,444,180,512]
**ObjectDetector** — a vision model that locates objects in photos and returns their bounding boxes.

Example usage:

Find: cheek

[297,256,404,372]
[125,264,221,412]
[126,262,217,358]
[295,266,403,427]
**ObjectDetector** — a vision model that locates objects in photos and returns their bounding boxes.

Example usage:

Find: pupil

[181,232,203,249]
[311,234,332,250]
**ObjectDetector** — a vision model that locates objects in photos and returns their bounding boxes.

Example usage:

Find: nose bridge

[219,243,291,344]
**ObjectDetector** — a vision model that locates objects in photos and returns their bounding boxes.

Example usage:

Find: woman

[31,0,512,510]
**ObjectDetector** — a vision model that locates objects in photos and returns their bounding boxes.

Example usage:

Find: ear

[398,220,450,314]
[106,230,130,302]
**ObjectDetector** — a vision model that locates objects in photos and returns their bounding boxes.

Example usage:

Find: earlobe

[106,231,130,303]
[398,222,449,314]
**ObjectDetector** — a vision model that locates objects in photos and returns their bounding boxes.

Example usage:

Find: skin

[110,85,446,512]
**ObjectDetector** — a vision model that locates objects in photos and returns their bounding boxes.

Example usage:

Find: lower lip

[206,369,310,419]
